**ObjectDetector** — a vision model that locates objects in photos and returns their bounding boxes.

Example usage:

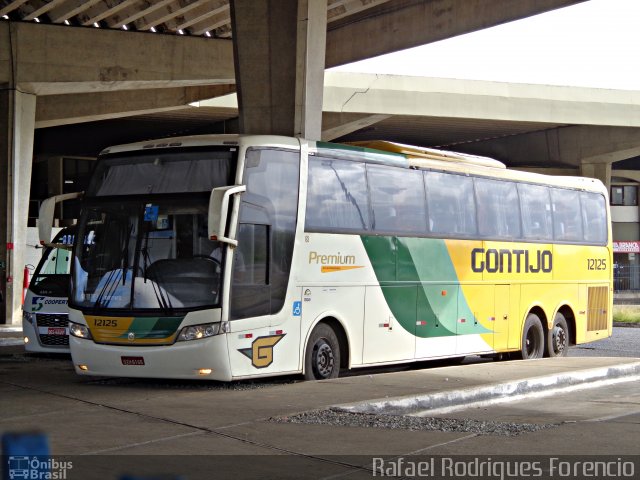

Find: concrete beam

[321,113,391,141]
[35,84,235,128]
[325,0,586,67]
[612,170,640,184]
[323,73,640,127]
[0,21,234,95]
[453,125,640,170]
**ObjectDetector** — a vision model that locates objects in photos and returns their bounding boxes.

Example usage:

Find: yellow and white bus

[39,135,612,381]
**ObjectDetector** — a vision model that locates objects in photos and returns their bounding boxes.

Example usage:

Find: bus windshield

[72,148,237,313]
[29,228,74,297]
[73,197,223,312]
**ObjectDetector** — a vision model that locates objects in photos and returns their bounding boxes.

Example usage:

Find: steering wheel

[192,254,222,273]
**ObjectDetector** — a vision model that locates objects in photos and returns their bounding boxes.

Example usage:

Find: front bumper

[70,334,232,381]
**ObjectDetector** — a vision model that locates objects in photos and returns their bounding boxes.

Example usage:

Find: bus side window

[519,183,553,241]
[424,171,476,237]
[551,188,583,242]
[306,158,370,232]
[581,192,607,244]
[475,178,521,239]
[367,164,427,235]
[235,224,267,285]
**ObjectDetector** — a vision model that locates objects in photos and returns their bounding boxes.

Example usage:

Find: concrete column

[581,162,612,191]
[0,88,36,324]
[294,0,327,140]
[230,0,327,139]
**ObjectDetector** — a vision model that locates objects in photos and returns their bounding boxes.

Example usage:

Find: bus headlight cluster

[69,322,93,340]
[22,311,36,325]
[177,323,220,342]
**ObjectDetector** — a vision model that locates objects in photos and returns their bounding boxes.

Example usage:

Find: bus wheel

[519,313,544,360]
[304,324,340,380]
[547,312,569,357]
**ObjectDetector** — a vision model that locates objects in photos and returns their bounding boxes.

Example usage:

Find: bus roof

[347,140,507,169]
[97,134,607,197]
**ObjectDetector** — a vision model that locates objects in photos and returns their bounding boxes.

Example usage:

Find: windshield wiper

[122,223,133,285]
[93,220,133,309]
[139,221,173,312]
[93,269,124,309]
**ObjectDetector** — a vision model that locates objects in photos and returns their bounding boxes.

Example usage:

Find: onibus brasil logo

[7,456,72,479]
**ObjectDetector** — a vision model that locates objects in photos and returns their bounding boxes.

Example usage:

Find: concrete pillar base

[1,88,36,324]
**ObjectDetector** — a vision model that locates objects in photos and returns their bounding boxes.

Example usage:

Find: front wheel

[547,312,570,357]
[304,324,340,380]
[519,313,545,360]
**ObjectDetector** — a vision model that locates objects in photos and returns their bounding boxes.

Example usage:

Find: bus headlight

[23,311,36,325]
[69,322,93,340]
[177,323,220,342]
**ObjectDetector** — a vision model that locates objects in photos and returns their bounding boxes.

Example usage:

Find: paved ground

[0,323,639,480]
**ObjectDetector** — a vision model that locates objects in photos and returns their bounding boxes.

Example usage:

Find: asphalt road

[569,325,640,358]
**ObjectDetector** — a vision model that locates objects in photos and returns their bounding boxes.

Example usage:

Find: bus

[38,135,612,381]
[23,227,74,353]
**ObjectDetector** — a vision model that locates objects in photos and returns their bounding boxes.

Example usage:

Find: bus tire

[547,312,569,357]
[304,323,340,380]
[519,313,545,360]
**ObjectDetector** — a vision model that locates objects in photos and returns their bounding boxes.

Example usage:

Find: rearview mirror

[208,185,246,246]
[38,192,83,248]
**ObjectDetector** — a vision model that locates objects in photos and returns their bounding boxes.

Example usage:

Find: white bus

[39,135,612,380]
[23,227,73,353]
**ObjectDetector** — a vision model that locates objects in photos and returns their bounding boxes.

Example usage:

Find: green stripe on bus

[361,236,489,338]
[118,316,184,339]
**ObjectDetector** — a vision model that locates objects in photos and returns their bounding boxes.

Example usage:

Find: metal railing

[614,265,640,291]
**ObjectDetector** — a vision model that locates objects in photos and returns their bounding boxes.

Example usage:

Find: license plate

[121,356,145,366]
[47,327,67,336]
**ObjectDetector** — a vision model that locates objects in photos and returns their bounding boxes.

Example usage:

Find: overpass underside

[2,0,636,324]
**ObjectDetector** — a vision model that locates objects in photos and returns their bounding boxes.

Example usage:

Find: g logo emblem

[128,332,135,341]
[238,334,285,369]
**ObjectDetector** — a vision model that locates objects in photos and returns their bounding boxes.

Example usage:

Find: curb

[613,321,640,328]
[332,361,640,416]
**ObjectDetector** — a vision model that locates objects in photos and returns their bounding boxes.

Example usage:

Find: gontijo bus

[38,135,612,381]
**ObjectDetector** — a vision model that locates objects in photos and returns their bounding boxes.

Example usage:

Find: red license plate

[121,356,145,366]
[48,327,66,336]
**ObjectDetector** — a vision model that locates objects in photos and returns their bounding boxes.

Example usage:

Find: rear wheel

[547,312,569,357]
[519,313,545,359]
[304,324,340,380]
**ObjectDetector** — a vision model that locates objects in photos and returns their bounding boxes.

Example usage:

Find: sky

[330,0,639,91]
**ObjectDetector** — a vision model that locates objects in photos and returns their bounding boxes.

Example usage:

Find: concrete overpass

[193,71,640,185]
[0,0,607,323]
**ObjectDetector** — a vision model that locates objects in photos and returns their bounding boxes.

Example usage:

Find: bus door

[227,148,300,377]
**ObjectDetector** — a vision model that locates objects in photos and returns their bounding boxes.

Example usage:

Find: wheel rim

[552,325,567,355]
[525,328,540,357]
[313,340,334,378]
